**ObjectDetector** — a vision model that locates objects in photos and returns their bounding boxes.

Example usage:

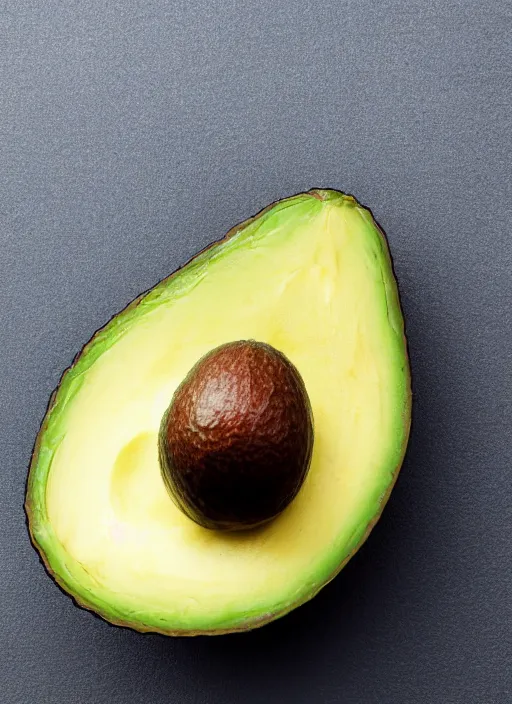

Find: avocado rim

[25,189,412,636]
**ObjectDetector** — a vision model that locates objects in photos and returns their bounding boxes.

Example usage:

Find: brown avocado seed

[158,340,314,531]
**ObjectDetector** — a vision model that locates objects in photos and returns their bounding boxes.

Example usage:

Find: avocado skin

[159,340,314,531]
[25,189,412,637]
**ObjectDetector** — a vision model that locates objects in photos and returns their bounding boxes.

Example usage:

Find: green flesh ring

[26,189,411,635]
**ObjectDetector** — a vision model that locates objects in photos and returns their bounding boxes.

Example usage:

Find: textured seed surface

[159,340,314,530]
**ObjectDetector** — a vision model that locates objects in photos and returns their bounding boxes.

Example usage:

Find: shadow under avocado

[132,276,445,673]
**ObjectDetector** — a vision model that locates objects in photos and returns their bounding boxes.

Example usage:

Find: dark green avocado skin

[25,189,411,636]
[158,340,314,531]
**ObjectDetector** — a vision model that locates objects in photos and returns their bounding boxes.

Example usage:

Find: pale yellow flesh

[43,195,408,629]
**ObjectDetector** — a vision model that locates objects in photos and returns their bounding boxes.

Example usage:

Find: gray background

[1,1,510,703]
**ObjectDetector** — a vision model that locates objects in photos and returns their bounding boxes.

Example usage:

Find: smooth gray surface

[1,1,511,703]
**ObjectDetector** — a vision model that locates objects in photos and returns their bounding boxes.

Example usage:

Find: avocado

[26,189,411,635]
[159,339,314,531]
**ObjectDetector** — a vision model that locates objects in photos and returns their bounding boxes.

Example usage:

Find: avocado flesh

[26,189,411,635]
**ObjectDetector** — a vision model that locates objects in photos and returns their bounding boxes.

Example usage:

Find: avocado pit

[158,340,314,531]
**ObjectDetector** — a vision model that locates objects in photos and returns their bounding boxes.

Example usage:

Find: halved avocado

[26,189,411,635]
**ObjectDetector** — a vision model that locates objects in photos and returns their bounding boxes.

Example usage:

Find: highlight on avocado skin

[25,189,411,636]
